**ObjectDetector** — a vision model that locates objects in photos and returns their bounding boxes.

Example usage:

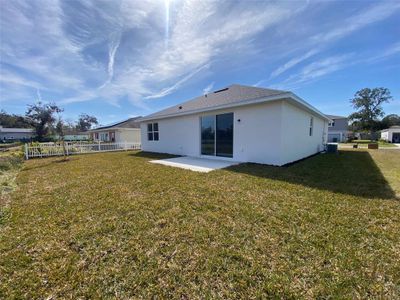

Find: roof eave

[140,92,330,122]
[88,127,140,132]
[288,93,332,121]
[139,93,292,122]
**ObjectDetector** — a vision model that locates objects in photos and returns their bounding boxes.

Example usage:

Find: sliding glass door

[201,115,215,155]
[201,113,233,157]
[216,113,233,157]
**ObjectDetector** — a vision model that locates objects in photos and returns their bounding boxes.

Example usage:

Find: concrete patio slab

[150,156,240,173]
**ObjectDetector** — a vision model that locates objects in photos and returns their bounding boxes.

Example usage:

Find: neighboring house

[64,133,90,141]
[139,84,330,166]
[0,126,34,142]
[54,132,90,141]
[380,126,400,143]
[325,114,349,142]
[88,117,141,143]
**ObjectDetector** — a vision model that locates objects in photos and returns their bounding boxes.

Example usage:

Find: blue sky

[0,0,399,125]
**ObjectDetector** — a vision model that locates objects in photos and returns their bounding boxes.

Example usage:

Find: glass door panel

[201,115,215,155]
[216,113,233,157]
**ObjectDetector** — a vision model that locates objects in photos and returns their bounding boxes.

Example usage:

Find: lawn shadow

[226,150,396,200]
[129,151,180,160]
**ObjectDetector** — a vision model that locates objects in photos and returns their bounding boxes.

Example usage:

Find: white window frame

[147,123,159,141]
[100,132,108,141]
[309,117,314,136]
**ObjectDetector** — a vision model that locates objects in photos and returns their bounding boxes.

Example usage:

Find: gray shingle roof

[91,117,141,131]
[142,84,288,120]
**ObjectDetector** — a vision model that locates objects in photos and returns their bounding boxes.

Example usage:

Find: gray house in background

[325,114,349,142]
[0,126,34,142]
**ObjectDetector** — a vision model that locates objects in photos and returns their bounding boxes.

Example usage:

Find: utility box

[368,143,379,149]
[327,143,338,153]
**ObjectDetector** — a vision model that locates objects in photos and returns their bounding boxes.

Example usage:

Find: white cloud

[36,89,43,102]
[1,0,307,108]
[271,54,352,90]
[145,64,211,99]
[279,41,400,90]
[203,82,214,95]
[99,33,122,89]
[91,0,306,104]
[270,49,318,78]
[1,0,398,113]
[0,70,44,90]
[296,55,351,82]
[265,1,400,82]
[311,1,400,44]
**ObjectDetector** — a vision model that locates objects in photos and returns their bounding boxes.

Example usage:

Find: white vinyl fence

[25,142,141,159]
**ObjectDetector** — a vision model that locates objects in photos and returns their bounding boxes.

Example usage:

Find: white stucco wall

[381,128,400,142]
[141,100,327,166]
[116,129,141,143]
[229,101,283,165]
[141,114,200,156]
[280,101,327,165]
[380,131,389,141]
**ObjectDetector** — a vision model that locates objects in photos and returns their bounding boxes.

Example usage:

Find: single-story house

[325,114,350,142]
[380,126,400,143]
[88,117,141,143]
[139,84,330,166]
[54,132,90,141]
[0,126,34,142]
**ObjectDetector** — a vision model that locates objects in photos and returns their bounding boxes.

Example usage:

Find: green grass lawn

[1,150,399,298]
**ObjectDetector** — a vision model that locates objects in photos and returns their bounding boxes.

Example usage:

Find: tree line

[0,102,98,141]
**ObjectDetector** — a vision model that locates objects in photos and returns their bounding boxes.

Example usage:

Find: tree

[380,114,400,129]
[55,117,68,159]
[25,102,63,141]
[76,114,98,132]
[0,110,32,128]
[348,88,392,132]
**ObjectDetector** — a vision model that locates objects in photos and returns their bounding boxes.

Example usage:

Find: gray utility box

[327,143,338,153]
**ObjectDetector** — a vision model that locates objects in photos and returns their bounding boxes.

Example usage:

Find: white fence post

[24,143,29,160]
[98,141,101,151]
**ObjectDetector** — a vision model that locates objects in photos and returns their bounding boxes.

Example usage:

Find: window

[309,117,314,136]
[100,132,108,141]
[328,120,335,127]
[147,123,159,141]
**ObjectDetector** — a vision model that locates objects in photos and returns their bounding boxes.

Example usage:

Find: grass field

[1,150,399,298]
